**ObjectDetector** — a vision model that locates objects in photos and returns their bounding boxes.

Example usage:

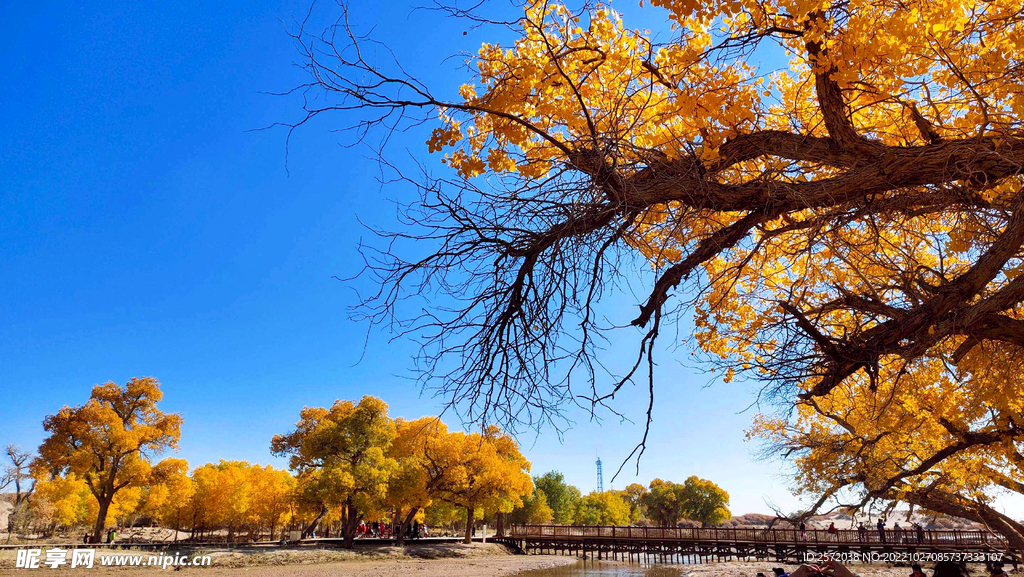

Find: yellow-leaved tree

[187,460,295,541]
[432,426,533,543]
[286,0,1024,548]
[34,377,182,542]
[750,352,1024,544]
[190,460,255,540]
[385,417,450,545]
[30,474,90,534]
[271,395,396,547]
[574,491,631,526]
[622,483,649,524]
[248,464,295,540]
[149,458,194,540]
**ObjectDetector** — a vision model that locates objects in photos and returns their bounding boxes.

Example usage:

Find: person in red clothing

[909,563,926,577]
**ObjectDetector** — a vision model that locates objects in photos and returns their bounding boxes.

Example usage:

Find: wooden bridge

[500,525,1018,565]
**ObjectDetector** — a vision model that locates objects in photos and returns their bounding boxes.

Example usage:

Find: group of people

[856,519,927,544]
[796,519,928,543]
[81,529,116,544]
[354,520,429,540]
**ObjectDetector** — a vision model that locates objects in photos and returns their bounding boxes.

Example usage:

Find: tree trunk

[496,512,505,538]
[464,506,475,544]
[906,488,1024,552]
[93,497,112,544]
[396,507,420,546]
[302,506,328,539]
[342,501,360,548]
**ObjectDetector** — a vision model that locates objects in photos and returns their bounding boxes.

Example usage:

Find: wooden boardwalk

[500,524,1018,565]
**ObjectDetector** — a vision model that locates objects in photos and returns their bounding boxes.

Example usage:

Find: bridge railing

[507,525,1006,548]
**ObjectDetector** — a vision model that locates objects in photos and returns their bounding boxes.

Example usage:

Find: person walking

[877,518,886,543]
[857,523,866,542]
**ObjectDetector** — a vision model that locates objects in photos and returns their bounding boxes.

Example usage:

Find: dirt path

[0,544,577,576]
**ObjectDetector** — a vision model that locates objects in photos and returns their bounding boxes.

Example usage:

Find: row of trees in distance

[9,377,732,545]
[509,472,731,527]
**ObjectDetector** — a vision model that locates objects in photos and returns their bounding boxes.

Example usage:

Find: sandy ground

[0,543,577,576]
[1,545,1013,576]
[24,556,578,577]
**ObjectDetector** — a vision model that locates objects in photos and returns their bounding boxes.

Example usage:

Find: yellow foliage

[31,474,90,529]
[188,460,294,537]
[272,396,397,540]
[33,377,182,538]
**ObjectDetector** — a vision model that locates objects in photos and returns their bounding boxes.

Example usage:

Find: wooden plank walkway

[500,524,1018,565]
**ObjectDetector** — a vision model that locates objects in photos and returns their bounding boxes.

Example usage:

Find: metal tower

[596,456,604,492]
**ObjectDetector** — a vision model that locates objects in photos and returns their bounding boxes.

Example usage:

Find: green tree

[509,488,554,525]
[534,471,581,525]
[642,479,686,526]
[423,499,463,531]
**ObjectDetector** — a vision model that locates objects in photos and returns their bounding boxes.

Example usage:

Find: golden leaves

[425,3,759,180]
[188,460,295,533]
[34,378,182,522]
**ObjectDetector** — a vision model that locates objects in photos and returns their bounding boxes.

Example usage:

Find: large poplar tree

[271,395,397,547]
[284,0,1024,548]
[34,377,182,542]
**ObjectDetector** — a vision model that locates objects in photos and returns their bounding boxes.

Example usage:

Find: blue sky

[3,0,1017,519]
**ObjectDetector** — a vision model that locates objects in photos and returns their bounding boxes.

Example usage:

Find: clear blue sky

[3,0,1018,519]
